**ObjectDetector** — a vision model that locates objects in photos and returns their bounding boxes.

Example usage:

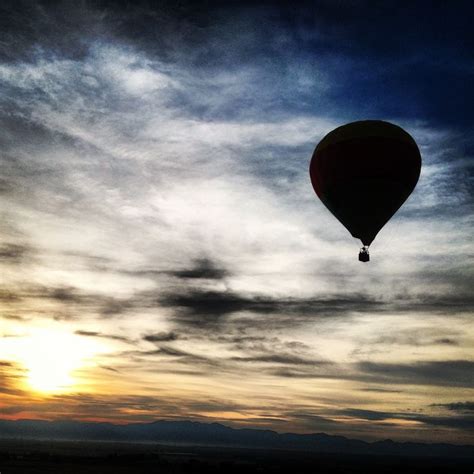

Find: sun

[18,328,100,394]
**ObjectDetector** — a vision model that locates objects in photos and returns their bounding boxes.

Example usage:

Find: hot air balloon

[309,120,421,262]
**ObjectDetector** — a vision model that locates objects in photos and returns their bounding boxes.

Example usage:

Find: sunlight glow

[18,329,101,394]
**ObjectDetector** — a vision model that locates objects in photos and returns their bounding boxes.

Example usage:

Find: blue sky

[0,1,473,443]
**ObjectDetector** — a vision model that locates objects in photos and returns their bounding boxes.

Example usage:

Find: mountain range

[0,419,472,459]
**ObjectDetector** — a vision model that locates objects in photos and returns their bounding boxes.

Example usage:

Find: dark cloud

[2,392,251,425]
[160,290,249,321]
[150,346,190,358]
[50,287,85,303]
[0,284,132,319]
[357,360,474,388]
[74,330,131,343]
[3,0,472,127]
[340,408,390,422]
[0,405,27,415]
[213,333,311,355]
[143,330,330,373]
[263,360,474,390]
[138,345,216,368]
[387,264,474,316]
[0,313,27,321]
[168,258,229,280]
[285,411,341,432]
[0,1,100,63]
[414,415,474,430]
[267,367,336,380]
[160,288,381,327]
[161,285,474,330]
[435,338,459,346]
[0,243,31,263]
[0,290,21,303]
[185,400,247,414]
[229,354,326,366]
[211,334,269,349]
[98,365,120,373]
[361,328,462,348]
[36,393,190,422]
[119,258,229,282]
[400,295,474,315]
[359,387,402,394]
[431,402,474,413]
[340,408,474,431]
[143,331,179,343]
[50,292,127,318]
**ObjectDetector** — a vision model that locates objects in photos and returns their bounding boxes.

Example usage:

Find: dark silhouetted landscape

[0,419,472,473]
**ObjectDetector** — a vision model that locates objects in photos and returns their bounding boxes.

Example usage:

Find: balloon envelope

[309,120,421,246]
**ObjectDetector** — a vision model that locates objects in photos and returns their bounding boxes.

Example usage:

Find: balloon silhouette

[309,120,421,262]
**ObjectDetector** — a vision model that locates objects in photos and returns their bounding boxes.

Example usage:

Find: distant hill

[0,418,472,459]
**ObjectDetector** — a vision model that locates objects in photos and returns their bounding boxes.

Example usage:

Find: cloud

[0,360,25,396]
[339,408,390,422]
[143,331,179,343]
[257,360,474,390]
[0,283,135,321]
[434,338,459,346]
[359,387,402,394]
[168,258,230,280]
[74,330,131,343]
[431,402,474,413]
[121,258,230,282]
[284,411,341,432]
[132,345,219,371]
[0,243,31,263]
[340,408,474,431]
[355,327,463,349]
[160,288,381,328]
[357,361,474,388]
[229,354,327,366]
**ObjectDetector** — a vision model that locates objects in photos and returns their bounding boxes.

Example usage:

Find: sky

[0,0,473,444]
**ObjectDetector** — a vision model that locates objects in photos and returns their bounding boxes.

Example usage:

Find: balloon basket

[359,247,370,262]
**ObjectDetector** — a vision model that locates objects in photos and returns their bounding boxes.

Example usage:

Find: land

[0,438,472,474]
